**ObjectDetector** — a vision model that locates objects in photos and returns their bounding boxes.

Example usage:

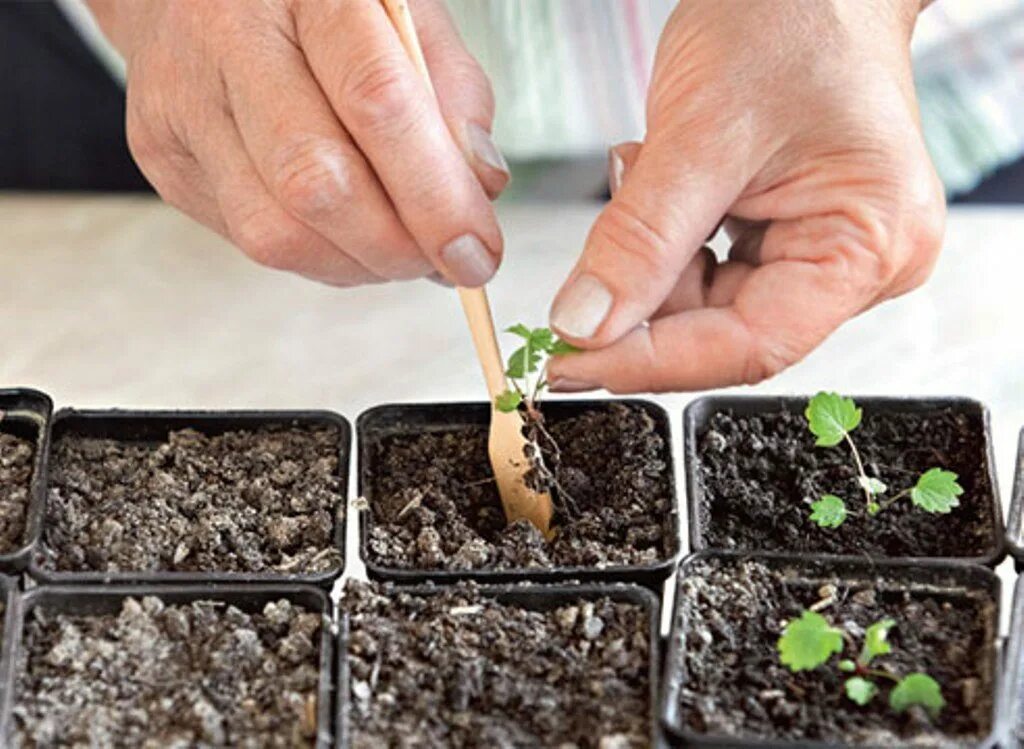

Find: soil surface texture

[344,582,652,748]
[695,406,996,557]
[672,557,996,746]
[13,595,323,747]
[0,430,34,554]
[365,404,675,570]
[40,424,343,575]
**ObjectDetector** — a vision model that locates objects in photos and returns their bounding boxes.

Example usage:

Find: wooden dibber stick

[379,0,555,538]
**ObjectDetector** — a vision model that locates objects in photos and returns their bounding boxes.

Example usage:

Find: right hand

[87,0,508,287]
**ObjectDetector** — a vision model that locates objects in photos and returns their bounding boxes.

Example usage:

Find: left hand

[546,0,945,393]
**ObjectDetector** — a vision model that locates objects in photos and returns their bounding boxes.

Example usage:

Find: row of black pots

[0,554,1015,748]
[1,388,1015,588]
[0,575,663,748]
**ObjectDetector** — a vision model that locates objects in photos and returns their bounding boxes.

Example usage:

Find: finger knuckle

[271,138,351,223]
[343,55,420,127]
[448,56,495,117]
[588,202,675,281]
[230,213,304,271]
[743,341,793,386]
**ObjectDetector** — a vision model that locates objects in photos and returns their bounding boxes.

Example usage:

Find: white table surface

[2,195,1022,617]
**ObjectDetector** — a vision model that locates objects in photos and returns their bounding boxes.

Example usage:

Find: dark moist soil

[344,581,652,748]
[0,430,35,554]
[41,424,344,575]
[696,406,996,557]
[13,595,323,748]
[365,403,675,571]
[673,557,996,746]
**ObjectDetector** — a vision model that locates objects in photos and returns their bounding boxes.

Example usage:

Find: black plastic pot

[661,550,1002,748]
[29,409,350,587]
[336,581,663,748]
[999,574,1024,748]
[1004,429,1024,570]
[0,389,52,574]
[0,583,336,747]
[0,574,18,715]
[356,399,680,587]
[684,395,1004,566]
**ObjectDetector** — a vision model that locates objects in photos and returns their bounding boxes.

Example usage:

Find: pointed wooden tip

[488,409,555,540]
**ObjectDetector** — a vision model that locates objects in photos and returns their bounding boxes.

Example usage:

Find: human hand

[87,0,507,287]
[547,0,945,392]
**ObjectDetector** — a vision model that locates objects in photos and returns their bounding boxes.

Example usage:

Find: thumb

[413,0,509,199]
[550,136,743,347]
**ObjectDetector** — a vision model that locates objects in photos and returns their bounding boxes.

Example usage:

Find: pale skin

[88,0,945,393]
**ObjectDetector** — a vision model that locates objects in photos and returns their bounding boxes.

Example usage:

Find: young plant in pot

[357,325,679,586]
[687,392,1002,563]
[661,552,999,747]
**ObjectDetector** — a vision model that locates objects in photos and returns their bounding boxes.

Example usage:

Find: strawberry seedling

[805,392,963,528]
[494,325,577,416]
[778,610,944,716]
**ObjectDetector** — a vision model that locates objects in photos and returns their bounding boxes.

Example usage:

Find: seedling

[805,393,963,528]
[495,325,577,417]
[778,610,944,716]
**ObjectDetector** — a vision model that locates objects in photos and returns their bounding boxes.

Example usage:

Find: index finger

[294,0,503,287]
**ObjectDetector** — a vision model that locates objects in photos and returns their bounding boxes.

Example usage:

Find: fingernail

[441,234,497,287]
[466,123,509,176]
[608,147,626,195]
[549,377,598,393]
[551,273,613,339]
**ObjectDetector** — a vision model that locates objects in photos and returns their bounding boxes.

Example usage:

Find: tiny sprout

[804,392,963,529]
[778,610,944,716]
[494,325,578,415]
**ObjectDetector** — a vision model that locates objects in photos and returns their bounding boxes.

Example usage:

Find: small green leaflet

[862,618,895,664]
[838,659,856,673]
[778,610,844,671]
[504,326,577,379]
[549,339,579,355]
[494,390,522,413]
[910,468,963,514]
[810,495,847,528]
[858,476,887,496]
[889,673,944,717]
[805,392,862,447]
[844,677,878,706]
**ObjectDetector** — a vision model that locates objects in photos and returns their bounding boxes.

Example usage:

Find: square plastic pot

[336,582,663,748]
[998,574,1024,747]
[0,389,52,574]
[1004,429,1024,570]
[356,399,680,587]
[684,395,1004,566]
[0,583,336,747]
[661,550,1002,748]
[29,409,350,587]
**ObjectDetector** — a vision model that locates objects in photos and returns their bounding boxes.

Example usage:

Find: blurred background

[1,1,1023,555]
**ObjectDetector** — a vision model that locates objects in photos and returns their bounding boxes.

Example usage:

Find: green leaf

[527,327,554,351]
[494,390,522,413]
[910,468,963,514]
[505,345,541,379]
[844,677,878,706]
[838,659,856,673]
[777,610,844,672]
[810,495,847,529]
[867,501,881,516]
[862,618,895,664]
[506,324,533,340]
[889,673,944,717]
[805,392,862,447]
[549,338,579,355]
[858,476,888,496]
